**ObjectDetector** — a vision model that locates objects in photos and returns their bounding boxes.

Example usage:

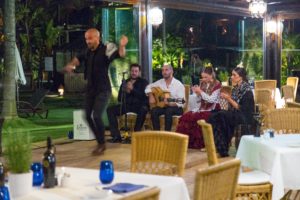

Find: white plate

[81,189,110,200]
[287,143,300,148]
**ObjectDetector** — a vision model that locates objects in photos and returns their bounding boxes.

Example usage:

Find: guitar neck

[158,97,185,104]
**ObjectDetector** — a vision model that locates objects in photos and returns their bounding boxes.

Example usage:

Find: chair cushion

[238,170,270,185]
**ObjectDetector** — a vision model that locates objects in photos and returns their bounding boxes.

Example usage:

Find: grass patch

[1,95,111,143]
[2,117,73,143]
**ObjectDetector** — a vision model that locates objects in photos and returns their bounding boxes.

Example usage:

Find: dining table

[236,134,300,200]
[15,167,190,200]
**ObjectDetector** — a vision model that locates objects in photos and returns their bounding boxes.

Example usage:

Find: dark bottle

[42,137,56,188]
[0,162,5,186]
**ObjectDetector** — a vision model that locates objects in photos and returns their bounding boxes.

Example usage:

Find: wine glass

[99,160,114,184]
[31,162,44,186]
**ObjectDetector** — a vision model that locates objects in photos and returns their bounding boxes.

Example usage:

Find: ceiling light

[249,0,267,18]
[149,7,163,26]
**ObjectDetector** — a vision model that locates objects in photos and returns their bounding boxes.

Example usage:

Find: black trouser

[107,104,148,138]
[85,91,111,144]
[150,106,183,131]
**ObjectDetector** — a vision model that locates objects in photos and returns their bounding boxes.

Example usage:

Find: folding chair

[17,88,49,119]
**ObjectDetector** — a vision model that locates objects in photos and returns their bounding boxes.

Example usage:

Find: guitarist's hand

[164,98,177,107]
[148,93,156,104]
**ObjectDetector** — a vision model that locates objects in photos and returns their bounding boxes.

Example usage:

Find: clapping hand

[119,35,128,47]
[126,81,133,93]
[192,85,202,95]
[220,92,230,100]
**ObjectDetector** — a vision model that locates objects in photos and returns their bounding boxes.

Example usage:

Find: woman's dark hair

[201,67,216,79]
[233,67,248,82]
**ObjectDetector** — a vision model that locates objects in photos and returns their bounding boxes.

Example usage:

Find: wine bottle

[42,137,56,188]
[0,162,5,187]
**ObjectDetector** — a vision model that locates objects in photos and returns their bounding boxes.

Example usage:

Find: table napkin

[103,183,146,193]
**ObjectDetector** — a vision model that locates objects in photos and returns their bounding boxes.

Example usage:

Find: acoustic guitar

[150,87,185,109]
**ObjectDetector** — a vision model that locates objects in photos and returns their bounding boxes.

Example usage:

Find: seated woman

[176,67,221,149]
[208,67,254,157]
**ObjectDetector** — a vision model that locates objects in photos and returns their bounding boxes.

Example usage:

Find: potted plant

[218,70,229,86]
[4,130,32,198]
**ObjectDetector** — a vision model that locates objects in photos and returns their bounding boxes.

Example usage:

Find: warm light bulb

[249,0,267,18]
[149,7,163,26]
[58,85,64,96]
[267,21,277,33]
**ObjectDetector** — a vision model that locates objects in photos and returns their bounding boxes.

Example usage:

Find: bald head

[85,28,101,51]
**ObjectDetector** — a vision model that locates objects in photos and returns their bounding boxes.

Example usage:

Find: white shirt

[145,77,185,107]
[189,85,221,112]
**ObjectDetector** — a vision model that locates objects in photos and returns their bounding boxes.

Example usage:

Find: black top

[231,90,255,125]
[117,77,149,107]
[77,43,120,94]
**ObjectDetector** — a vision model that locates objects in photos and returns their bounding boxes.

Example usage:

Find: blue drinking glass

[31,162,44,186]
[99,160,114,184]
[0,186,10,200]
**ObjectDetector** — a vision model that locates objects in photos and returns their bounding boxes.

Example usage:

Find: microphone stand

[119,72,131,144]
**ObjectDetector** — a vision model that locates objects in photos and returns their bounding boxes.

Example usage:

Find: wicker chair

[194,159,241,200]
[159,84,190,131]
[264,108,300,133]
[254,89,274,126]
[197,120,273,200]
[119,187,160,200]
[281,85,295,103]
[286,102,300,108]
[220,86,233,110]
[131,131,188,177]
[287,77,299,101]
[118,112,138,133]
[255,80,277,108]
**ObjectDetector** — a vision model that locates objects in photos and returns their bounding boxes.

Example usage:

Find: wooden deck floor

[31,133,232,198]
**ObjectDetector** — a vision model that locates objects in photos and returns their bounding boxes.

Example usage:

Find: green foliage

[218,70,229,82]
[16,1,44,70]
[282,32,300,85]
[44,20,61,56]
[15,0,61,74]
[241,25,263,80]
[152,34,187,69]
[4,130,32,174]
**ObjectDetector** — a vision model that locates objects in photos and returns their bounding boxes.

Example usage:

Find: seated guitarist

[145,64,185,131]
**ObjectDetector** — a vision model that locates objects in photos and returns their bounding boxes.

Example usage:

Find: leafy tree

[242,25,263,80]
[152,34,187,69]
[282,31,300,85]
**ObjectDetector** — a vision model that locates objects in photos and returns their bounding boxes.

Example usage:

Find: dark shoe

[219,152,229,158]
[122,137,131,144]
[91,143,106,155]
[107,137,122,143]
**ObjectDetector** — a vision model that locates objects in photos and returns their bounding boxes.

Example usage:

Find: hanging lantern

[149,7,163,26]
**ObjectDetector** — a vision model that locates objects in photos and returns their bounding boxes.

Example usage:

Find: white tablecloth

[16,167,190,200]
[236,134,300,200]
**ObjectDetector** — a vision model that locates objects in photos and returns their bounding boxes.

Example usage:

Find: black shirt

[77,43,120,94]
[117,77,149,107]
